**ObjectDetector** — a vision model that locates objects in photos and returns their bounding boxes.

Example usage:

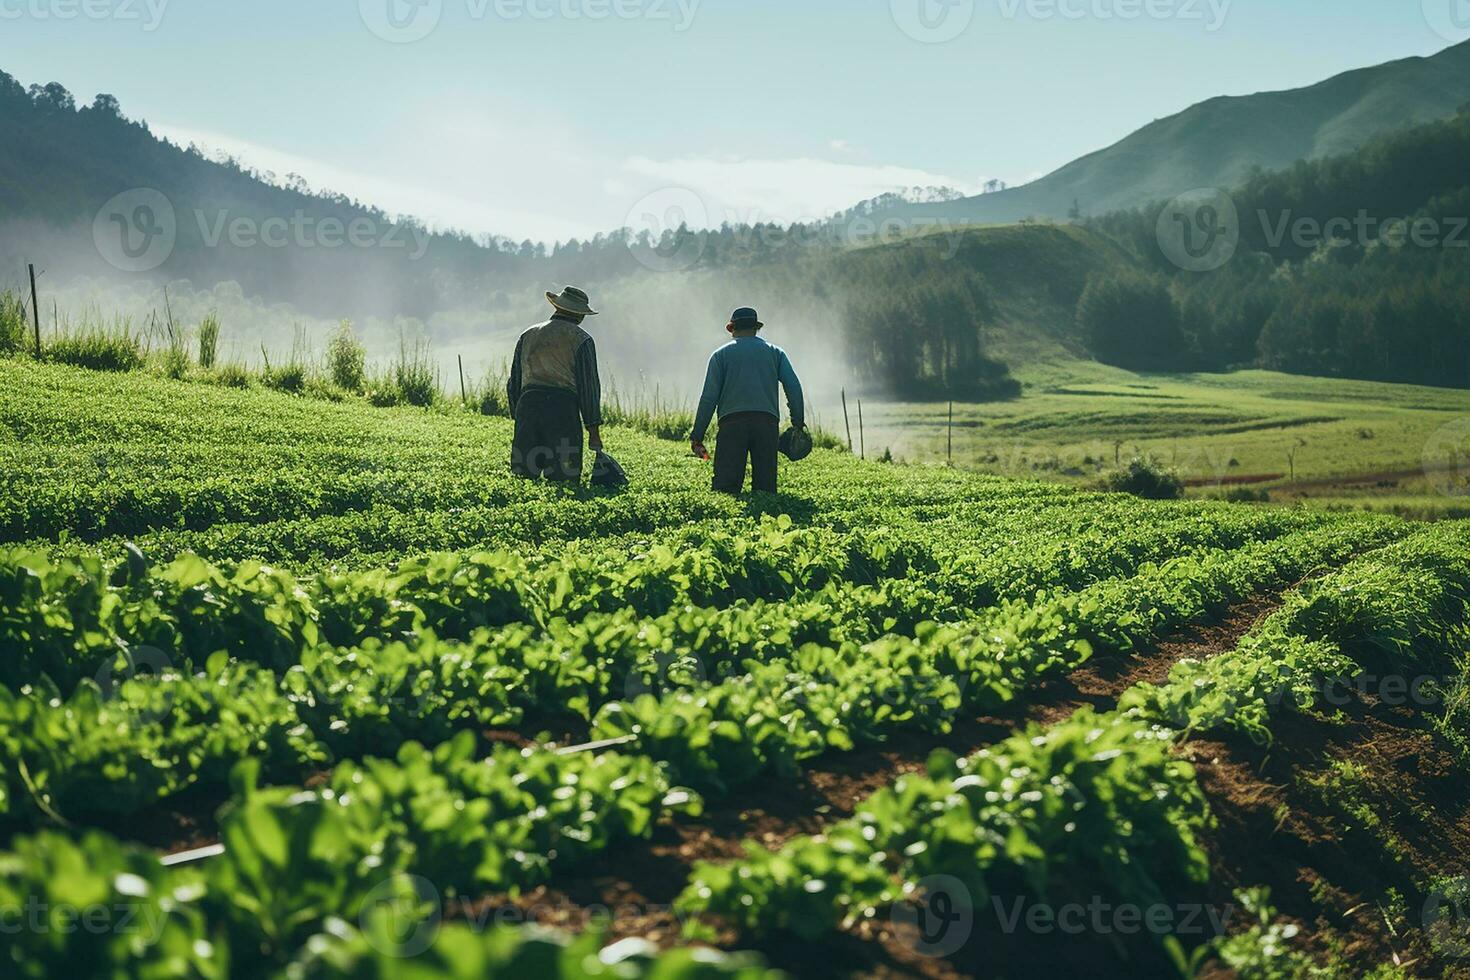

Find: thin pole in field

[841,388,853,453]
[857,399,865,460]
[28,264,41,357]
[458,354,467,405]
[947,400,954,466]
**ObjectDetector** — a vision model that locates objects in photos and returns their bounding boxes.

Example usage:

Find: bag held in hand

[778,427,813,462]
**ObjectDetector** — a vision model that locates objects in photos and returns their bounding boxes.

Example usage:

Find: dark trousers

[511,387,583,482]
[713,412,780,495]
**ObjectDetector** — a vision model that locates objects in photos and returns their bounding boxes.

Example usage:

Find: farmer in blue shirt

[691,307,806,495]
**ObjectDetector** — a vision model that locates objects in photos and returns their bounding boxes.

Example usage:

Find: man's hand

[587,426,603,452]
[691,441,709,460]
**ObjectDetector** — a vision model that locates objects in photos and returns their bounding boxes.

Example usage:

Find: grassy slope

[887,39,1470,223]
[860,369,1470,510]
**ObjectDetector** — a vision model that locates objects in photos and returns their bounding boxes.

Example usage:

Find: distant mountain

[886,40,1470,225]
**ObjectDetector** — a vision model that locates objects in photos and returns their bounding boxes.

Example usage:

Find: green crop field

[3,358,1470,978]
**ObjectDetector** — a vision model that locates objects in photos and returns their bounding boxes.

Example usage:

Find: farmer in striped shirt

[507,286,604,482]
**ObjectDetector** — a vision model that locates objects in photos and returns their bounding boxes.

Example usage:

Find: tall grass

[46,314,144,372]
[394,336,438,407]
[261,327,310,394]
[198,313,221,370]
[476,362,511,417]
[604,376,694,441]
[0,291,27,355]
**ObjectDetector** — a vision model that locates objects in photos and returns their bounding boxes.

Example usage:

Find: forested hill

[1079,107,1470,388]
[882,39,1470,227]
[0,72,656,319]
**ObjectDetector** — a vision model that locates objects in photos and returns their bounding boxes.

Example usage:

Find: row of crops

[3,359,1470,977]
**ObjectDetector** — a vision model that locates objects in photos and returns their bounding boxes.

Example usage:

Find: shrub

[1105,456,1185,500]
[304,376,347,402]
[261,332,310,395]
[198,313,220,369]
[365,370,405,407]
[262,362,307,394]
[46,320,143,372]
[215,362,252,388]
[326,320,366,392]
[394,338,438,407]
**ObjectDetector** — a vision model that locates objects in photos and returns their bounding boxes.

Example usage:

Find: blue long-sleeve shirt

[692,336,805,443]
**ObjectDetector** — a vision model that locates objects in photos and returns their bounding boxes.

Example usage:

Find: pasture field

[856,366,1470,517]
[2,358,1470,978]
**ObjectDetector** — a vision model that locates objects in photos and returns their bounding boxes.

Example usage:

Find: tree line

[1079,107,1470,387]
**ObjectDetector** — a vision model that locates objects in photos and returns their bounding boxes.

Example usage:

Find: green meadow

[857,364,1470,517]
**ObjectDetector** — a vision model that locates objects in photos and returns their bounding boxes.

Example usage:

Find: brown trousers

[713,411,779,494]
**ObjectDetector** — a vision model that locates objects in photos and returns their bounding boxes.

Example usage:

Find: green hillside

[889,39,1470,225]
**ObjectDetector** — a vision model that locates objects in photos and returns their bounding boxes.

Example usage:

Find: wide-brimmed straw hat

[546,285,599,317]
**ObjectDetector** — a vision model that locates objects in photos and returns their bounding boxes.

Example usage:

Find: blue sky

[5,0,1465,242]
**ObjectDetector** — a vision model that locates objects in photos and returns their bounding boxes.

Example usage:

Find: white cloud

[153,121,984,244]
[153,122,593,244]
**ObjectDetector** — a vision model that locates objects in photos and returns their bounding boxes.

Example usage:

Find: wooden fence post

[458,354,467,405]
[947,400,954,466]
[841,388,853,453]
[857,399,865,461]
[28,264,41,357]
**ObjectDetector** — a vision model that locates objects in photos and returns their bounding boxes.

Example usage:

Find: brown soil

[448,597,1285,979]
[1182,689,1470,979]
